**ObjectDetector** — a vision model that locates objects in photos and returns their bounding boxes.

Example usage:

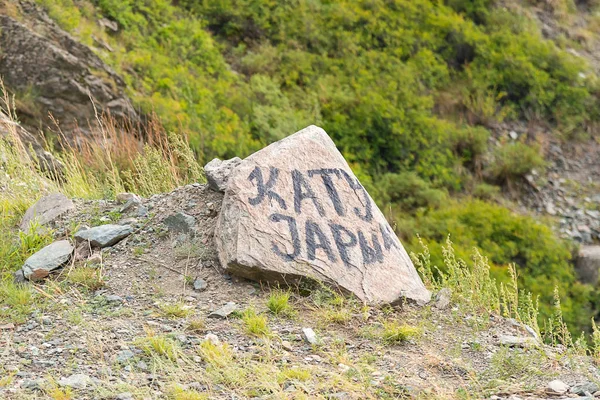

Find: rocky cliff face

[0,1,137,140]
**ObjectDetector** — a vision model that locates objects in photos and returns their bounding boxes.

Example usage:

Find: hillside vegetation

[14,0,600,334]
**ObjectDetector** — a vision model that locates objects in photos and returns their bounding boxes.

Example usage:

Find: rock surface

[208,302,237,319]
[0,2,137,139]
[20,193,75,231]
[22,240,74,279]
[205,157,242,192]
[575,246,600,284]
[547,379,569,394]
[215,125,430,305]
[164,212,196,234]
[74,224,132,248]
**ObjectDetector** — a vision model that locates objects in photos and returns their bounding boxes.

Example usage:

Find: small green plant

[241,308,271,337]
[197,340,234,367]
[186,318,206,333]
[487,346,547,383]
[276,367,311,384]
[0,279,41,323]
[159,302,193,319]
[381,322,421,344]
[267,290,294,317]
[485,142,545,185]
[66,267,105,291]
[167,384,208,400]
[136,332,181,361]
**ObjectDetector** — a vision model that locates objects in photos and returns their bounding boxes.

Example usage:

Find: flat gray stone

[193,277,208,291]
[208,302,237,319]
[164,212,196,234]
[302,327,318,345]
[547,379,569,394]
[204,157,242,192]
[498,335,537,348]
[571,381,599,396]
[58,373,92,389]
[215,125,430,305]
[116,350,135,363]
[575,246,600,284]
[20,193,74,231]
[74,224,132,248]
[22,240,74,279]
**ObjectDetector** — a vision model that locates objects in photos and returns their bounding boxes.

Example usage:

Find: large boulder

[215,125,430,305]
[22,240,74,279]
[0,2,137,138]
[20,193,75,231]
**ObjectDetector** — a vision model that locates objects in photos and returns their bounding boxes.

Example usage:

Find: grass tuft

[66,267,105,291]
[159,302,193,319]
[241,308,271,337]
[267,290,294,317]
[381,322,421,344]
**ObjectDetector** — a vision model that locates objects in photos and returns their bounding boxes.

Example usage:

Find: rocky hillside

[2,164,600,400]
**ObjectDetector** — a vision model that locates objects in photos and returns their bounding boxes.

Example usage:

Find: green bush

[485,142,545,184]
[377,172,448,211]
[404,199,595,332]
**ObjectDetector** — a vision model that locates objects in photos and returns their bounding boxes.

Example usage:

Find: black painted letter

[340,170,373,222]
[380,223,400,251]
[358,231,384,264]
[269,213,301,261]
[305,220,336,262]
[308,168,345,216]
[292,169,325,216]
[248,166,287,209]
[329,223,357,268]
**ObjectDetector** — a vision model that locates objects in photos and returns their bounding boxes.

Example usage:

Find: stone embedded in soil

[215,125,430,305]
[58,373,93,389]
[205,157,242,192]
[20,193,75,231]
[547,379,569,394]
[208,302,237,319]
[163,212,196,234]
[22,240,74,279]
[571,381,599,396]
[302,327,318,345]
[193,277,208,291]
[74,224,132,248]
[116,193,140,204]
[498,335,537,348]
[433,288,451,310]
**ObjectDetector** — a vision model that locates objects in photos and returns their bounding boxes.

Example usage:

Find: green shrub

[377,172,448,211]
[485,142,545,184]
[406,199,595,332]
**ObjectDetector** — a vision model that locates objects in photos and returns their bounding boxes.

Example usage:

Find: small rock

[193,277,208,292]
[105,295,124,303]
[116,193,140,204]
[204,157,242,192]
[13,269,26,284]
[120,197,142,213]
[433,288,451,309]
[22,378,45,390]
[208,302,237,319]
[41,316,52,325]
[74,224,132,248]
[547,379,569,394]
[20,193,75,231]
[509,130,518,140]
[22,240,74,279]
[302,328,318,345]
[86,253,103,266]
[58,373,93,389]
[498,335,537,348]
[115,393,133,400]
[164,212,196,234]
[571,381,599,396]
[281,341,293,352]
[204,334,220,344]
[116,350,135,363]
